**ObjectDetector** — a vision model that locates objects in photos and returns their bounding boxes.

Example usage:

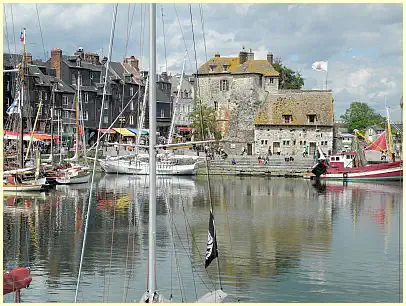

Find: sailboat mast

[385,104,393,157]
[19,28,26,169]
[50,85,55,161]
[58,112,62,163]
[148,3,157,299]
[75,72,80,160]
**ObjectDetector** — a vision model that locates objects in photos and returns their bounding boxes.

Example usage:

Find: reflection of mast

[383,196,393,254]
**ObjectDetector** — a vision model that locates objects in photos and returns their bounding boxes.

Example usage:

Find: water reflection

[3,176,402,302]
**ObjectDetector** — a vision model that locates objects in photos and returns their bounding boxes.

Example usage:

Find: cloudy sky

[3,3,403,121]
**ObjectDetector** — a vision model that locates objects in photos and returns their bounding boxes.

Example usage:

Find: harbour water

[3,175,402,302]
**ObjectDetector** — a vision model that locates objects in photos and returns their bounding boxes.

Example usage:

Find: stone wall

[254,125,333,156]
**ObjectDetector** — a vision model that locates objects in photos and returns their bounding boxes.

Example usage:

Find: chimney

[247,48,254,61]
[239,47,248,64]
[25,52,33,65]
[51,48,62,80]
[267,52,273,65]
[74,47,84,59]
[124,56,139,70]
[214,52,220,58]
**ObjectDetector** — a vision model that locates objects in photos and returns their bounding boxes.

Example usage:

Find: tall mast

[50,85,55,162]
[75,71,80,160]
[385,100,393,157]
[58,111,62,163]
[19,28,26,169]
[148,3,157,300]
[167,52,186,145]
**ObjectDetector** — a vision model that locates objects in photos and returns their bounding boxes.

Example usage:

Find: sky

[3,3,403,122]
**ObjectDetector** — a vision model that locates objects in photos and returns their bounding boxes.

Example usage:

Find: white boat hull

[99,160,197,175]
[2,184,44,192]
[56,173,91,184]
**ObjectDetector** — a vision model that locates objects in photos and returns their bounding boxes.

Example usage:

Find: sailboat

[55,71,91,184]
[3,28,48,191]
[138,5,227,302]
[311,106,403,181]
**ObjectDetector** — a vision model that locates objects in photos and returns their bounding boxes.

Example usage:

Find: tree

[340,102,385,133]
[189,101,221,141]
[272,57,304,89]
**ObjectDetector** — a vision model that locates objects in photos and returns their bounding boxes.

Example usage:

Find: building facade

[253,90,334,157]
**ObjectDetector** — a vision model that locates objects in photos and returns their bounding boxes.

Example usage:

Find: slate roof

[62,55,102,71]
[198,55,279,77]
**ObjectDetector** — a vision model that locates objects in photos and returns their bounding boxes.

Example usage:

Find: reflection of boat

[313,180,402,195]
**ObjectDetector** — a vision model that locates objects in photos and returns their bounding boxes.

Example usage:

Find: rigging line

[35,4,47,61]
[198,4,213,102]
[10,4,17,58]
[176,177,198,300]
[4,5,12,55]
[189,3,224,291]
[124,3,131,59]
[173,4,193,67]
[161,5,168,73]
[74,3,119,303]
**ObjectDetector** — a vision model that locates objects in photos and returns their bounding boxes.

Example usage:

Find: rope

[173,4,193,67]
[74,3,118,302]
[161,6,168,72]
[10,4,17,56]
[189,3,223,290]
[35,4,47,61]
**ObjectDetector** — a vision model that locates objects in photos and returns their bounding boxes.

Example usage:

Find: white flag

[312,61,328,72]
[6,92,21,115]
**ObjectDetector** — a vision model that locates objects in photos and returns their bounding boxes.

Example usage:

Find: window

[214,101,218,110]
[130,101,134,111]
[129,115,134,125]
[62,96,68,105]
[44,92,48,101]
[269,78,274,84]
[160,109,165,118]
[83,110,88,120]
[130,87,134,96]
[90,72,94,80]
[63,111,69,118]
[183,90,188,98]
[103,115,109,124]
[220,79,229,91]
[261,140,268,145]
[223,65,228,72]
[104,102,109,110]
[282,115,292,123]
[84,92,89,103]
[6,80,10,91]
[209,65,215,72]
[307,114,316,123]
[304,140,306,145]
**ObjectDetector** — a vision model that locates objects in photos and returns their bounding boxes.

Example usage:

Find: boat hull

[99,159,197,175]
[2,184,44,192]
[318,161,403,181]
[55,173,91,184]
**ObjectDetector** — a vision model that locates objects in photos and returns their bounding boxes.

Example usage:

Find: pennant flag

[365,132,387,151]
[20,31,25,43]
[205,210,218,268]
[6,92,20,115]
[312,61,328,72]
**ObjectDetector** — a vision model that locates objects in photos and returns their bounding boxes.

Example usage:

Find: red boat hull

[319,161,403,181]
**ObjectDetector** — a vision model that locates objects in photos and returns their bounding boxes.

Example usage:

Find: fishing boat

[55,166,91,185]
[3,168,48,191]
[311,107,403,181]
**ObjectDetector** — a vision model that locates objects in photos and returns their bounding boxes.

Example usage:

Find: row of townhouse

[3,47,195,144]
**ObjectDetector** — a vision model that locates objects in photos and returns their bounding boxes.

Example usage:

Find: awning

[127,128,149,135]
[4,131,39,141]
[178,127,193,132]
[29,133,59,140]
[112,128,136,137]
[97,128,116,134]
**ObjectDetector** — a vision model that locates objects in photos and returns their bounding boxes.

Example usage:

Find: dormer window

[209,65,215,72]
[223,65,228,72]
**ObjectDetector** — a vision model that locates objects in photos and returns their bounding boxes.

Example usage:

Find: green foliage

[272,58,304,89]
[340,102,385,133]
[189,100,221,140]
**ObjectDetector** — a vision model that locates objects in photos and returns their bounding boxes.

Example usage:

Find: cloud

[3,3,402,121]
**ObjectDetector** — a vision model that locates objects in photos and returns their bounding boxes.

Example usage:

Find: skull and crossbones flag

[205,210,218,268]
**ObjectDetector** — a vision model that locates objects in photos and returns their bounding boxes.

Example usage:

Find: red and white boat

[312,151,402,181]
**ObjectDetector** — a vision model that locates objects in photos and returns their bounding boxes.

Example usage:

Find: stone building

[253,90,334,157]
[196,47,280,136]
